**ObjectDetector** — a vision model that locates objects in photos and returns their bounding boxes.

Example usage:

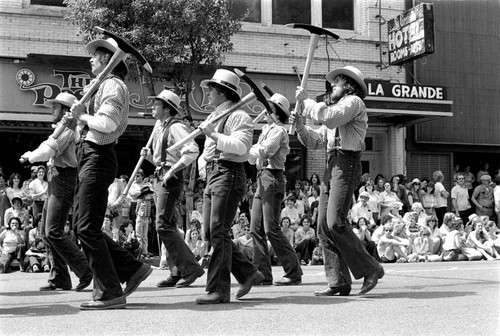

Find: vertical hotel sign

[387,3,434,66]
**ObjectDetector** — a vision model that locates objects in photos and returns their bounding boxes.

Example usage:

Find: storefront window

[322,0,354,30]
[272,0,311,25]
[232,0,261,23]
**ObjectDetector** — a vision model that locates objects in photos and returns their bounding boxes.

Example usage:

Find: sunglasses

[385,229,393,232]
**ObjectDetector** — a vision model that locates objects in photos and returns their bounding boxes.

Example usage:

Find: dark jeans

[319,149,381,287]
[458,209,472,227]
[74,141,142,301]
[435,206,447,227]
[295,237,316,261]
[251,169,302,281]
[154,170,203,278]
[41,166,91,288]
[203,161,257,294]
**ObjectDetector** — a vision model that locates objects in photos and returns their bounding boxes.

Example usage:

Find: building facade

[1,0,498,196]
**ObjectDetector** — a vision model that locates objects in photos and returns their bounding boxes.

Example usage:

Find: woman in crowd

[425,215,443,254]
[353,217,377,259]
[0,217,26,273]
[364,182,381,227]
[407,226,442,262]
[294,215,316,265]
[308,173,321,196]
[191,198,204,228]
[440,218,467,261]
[232,212,249,240]
[432,170,450,227]
[379,181,401,219]
[464,219,499,260]
[407,178,422,207]
[280,196,300,231]
[28,166,48,221]
[280,217,294,248]
[390,175,409,213]
[374,175,386,193]
[420,178,435,216]
[4,196,30,229]
[5,173,27,205]
[118,219,142,259]
[186,228,208,262]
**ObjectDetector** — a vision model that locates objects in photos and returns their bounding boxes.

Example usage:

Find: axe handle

[289,34,320,135]
[252,110,267,126]
[119,129,156,201]
[167,92,257,154]
[51,49,127,139]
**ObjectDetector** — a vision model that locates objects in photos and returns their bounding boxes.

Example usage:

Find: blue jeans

[203,161,257,294]
[319,149,380,287]
[74,141,142,301]
[250,169,302,281]
[154,172,203,278]
[41,166,91,288]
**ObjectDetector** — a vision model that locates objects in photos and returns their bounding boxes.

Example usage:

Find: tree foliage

[64,0,247,113]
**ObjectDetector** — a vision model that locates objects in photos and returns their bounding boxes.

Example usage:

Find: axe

[233,69,277,125]
[286,23,339,134]
[166,92,257,154]
[51,26,153,139]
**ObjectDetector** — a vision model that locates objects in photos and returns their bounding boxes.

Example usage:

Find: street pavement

[1,260,499,336]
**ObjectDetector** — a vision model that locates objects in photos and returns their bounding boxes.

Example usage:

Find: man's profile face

[90,50,109,75]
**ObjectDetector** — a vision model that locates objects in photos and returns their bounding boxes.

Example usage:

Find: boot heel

[339,288,351,296]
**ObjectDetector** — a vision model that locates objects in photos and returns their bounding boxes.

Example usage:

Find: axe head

[285,23,339,40]
[234,69,274,119]
[95,26,153,73]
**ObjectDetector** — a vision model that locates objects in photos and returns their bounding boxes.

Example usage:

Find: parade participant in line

[291,66,384,296]
[20,92,93,292]
[69,38,151,310]
[248,93,302,286]
[141,89,204,289]
[196,69,263,304]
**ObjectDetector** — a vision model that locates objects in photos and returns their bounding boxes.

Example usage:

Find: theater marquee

[387,3,435,66]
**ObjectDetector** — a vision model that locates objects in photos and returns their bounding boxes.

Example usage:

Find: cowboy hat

[43,92,78,108]
[85,38,128,69]
[325,65,368,98]
[137,186,154,199]
[267,93,290,118]
[149,89,181,114]
[359,191,370,199]
[200,69,241,98]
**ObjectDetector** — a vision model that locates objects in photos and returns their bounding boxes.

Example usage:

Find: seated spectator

[388,202,404,221]
[25,221,50,273]
[411,202,428,227]
[280,216,295,248]
[407,226,442,262]
[232,212,249,240]
[185,228,208,265]
[0,217,26,273]
[353,217,377,260]
[118,219,142,259]
[281,196,300,231]
[364,182,381,227]
[485,220,500,252]
[101,215,114,240]
[377,222,408,263]
[309,245,323,265]
[4,196,30,229]
[185,218,202,244]
[234,224,253,261]
[464,218,499,260]
[372,215,393,245]
[439,212,457,238]
[191,198,204,229]
[441,218,468,261]
[379,181,401,219]
[308,185,320,208]
[403,212,420,240]
[351,191,376,229]
[294,215,316,265]
[425,215,443,254]
[393,219,411,255]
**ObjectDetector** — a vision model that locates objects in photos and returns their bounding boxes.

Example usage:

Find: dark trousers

[319,149,380,287]
[154,171,203,278]
[74,141,142,301]
[251,169,302,281]
[41,166,91,288]
[203,161,257,294]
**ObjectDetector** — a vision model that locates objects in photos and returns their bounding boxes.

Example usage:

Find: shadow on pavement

[0,304,79,316]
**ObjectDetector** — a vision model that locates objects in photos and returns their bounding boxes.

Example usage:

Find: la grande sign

[366,80,447,100]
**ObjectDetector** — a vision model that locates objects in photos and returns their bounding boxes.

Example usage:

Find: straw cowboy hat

[267,93,290,118]
[43,92,78,108]
[149,89,181,114]
[326,65,368,98]
[85,37,128,68]
[200,69,241,98]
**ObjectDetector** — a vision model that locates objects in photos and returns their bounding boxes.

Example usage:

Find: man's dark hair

[95,47,128,80]
[208,83,240,103]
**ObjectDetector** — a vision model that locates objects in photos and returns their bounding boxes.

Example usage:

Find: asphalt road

[1,260,499,336]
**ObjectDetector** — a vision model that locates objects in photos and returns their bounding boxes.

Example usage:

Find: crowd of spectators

[1,162,499,274]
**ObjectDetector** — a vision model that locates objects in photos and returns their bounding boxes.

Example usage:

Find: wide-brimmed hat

[326,65,367,98]
[411,178,421,185]
[11,196,23,206]
[149,90,181,114]
[267,93,290,118]
[43,92,78,108]
[86,38,128,68]
[200,69,241,98]
[480,174,491,181]
[138,186,154,199]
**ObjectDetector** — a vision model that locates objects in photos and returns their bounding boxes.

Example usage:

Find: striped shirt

[297,95,367,152]
[249,122,289,170]
[150,118,199,167]
[202,101,253,163]
[76,76,129,145]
